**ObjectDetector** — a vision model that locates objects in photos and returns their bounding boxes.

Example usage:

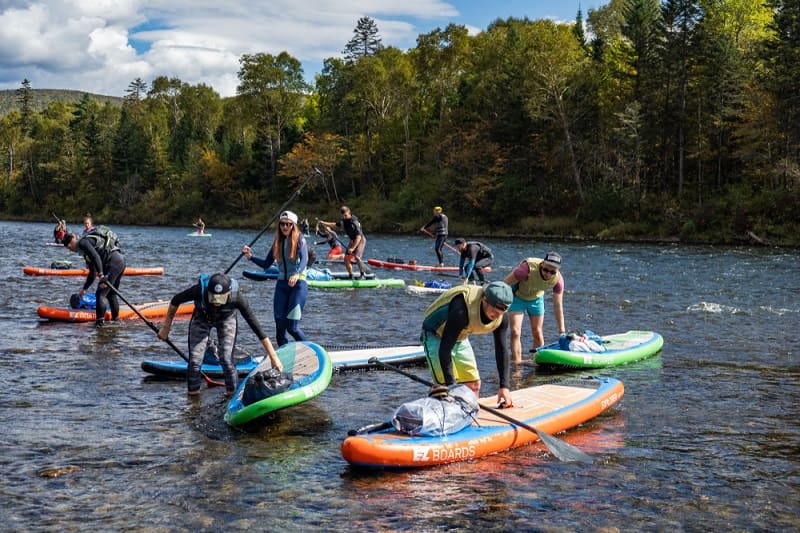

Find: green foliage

[0,8,798,246]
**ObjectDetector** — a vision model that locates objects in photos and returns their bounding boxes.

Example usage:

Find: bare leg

[508,312,524,363]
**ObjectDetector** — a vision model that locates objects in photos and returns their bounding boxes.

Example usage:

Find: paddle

[103,282,224,388]
[368,357,593,463]
[224,167,322,275]
[347,421,392,436]
[421,228,459,255]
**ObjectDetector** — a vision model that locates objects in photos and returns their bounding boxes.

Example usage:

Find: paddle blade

[535,429,594,464]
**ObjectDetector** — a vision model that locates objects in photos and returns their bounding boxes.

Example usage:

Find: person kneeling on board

[157,273,282,397]
[421,281,515,407]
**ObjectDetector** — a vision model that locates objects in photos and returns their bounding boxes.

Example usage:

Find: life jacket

[513,258,559,300]
[423,285,504,341]
[84,225,120,255]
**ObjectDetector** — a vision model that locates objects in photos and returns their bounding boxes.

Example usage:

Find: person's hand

[98,275,108,286]
[288,273,298,287]
[78,289,86,298]
[270,354,283,372]
[242,245,252,259]
[157,326,169,341]
[428,385,449,399]
[497,388,514,408]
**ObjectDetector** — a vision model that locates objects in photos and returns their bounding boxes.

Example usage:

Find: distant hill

[0,89,124,116]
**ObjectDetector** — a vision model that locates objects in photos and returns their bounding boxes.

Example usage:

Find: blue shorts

[508,295,544,316]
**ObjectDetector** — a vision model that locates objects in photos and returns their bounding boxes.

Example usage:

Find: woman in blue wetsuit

[242,210,309,346]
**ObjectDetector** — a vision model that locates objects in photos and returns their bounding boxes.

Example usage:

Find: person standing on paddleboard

[158,273,283,397]
[242,210,309,346]
[318,206,368,279]
[421,281,514,407]
[455,238,493,284]
[420,206,449,267]
[62,227,125,327]
[193,217,206,235]
[503,252,567,363]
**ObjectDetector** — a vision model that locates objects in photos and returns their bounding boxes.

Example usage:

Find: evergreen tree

[16,79,33,136]
[343,16,383,61]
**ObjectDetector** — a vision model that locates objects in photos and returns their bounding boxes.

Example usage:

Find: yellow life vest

[513,258,559,300]
[423,285,504,342]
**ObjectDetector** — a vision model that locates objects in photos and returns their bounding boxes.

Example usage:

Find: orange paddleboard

[342,376,623,469]
[37,301,194,322]
[24,266,164,276]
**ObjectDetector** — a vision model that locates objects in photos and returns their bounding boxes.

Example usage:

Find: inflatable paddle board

[342,376,624,469]
[534,330,663,368]
[37,301,194,322]
[243,267,375,281]
[24,266,164,276]
[367,258,492,273]
[225,341,332,427]
[141,344,426,378]
[307,278,404,289]
[187,232,212,237]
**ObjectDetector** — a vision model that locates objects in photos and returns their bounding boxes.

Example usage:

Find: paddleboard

[368,258,492,273]
[187,232,212,237]
[225,341,332,427]
[342,376,624,469]
[307,278,405,289]
[141,344,426,378]
[37,301,194,323]
[24,266,165,276]
[535,330,663,368]
[243,268,375,281]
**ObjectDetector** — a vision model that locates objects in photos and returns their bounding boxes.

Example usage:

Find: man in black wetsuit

[157,273,282,396]
[62,229,125,327]
[454,238,493,283]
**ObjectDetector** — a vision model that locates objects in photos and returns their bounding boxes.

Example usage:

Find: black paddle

[103,282,224,388]
[347,421,392,436]
[367,357,593,463]
[224,168,322,275]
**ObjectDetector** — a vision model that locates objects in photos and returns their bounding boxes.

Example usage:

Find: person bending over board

[157,273,282,397]
[421,281,514,407]
[62,228,125,328]
[503,251,567,363]
[454,238,493,284]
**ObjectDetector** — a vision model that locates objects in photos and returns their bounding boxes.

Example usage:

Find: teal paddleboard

[224,341,332,427]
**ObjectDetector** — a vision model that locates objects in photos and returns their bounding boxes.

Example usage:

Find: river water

[1,220,798,531]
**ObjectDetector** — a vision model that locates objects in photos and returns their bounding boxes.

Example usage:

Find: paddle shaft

[224,168,321,274]
[367,357,593,463]
[421,228,459,255]
[103,283,224,387]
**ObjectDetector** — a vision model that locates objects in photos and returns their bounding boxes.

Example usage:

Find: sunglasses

[279,221,293,228]
[541,267,558,275]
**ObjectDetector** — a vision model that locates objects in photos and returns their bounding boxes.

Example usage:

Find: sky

[0,1,606,98]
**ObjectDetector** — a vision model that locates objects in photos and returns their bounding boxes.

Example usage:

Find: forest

[1,0,798,246]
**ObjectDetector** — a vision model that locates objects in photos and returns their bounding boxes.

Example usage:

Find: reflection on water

[1,221,798,530]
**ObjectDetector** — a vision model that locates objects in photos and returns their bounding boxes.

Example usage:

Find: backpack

[241,368,294,406]
[392,384,479,436]
[86,225,120,253]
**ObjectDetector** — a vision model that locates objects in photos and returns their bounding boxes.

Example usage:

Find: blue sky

[0,1,606,98]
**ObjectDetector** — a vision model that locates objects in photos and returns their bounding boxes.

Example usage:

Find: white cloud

[0,0,463,97]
